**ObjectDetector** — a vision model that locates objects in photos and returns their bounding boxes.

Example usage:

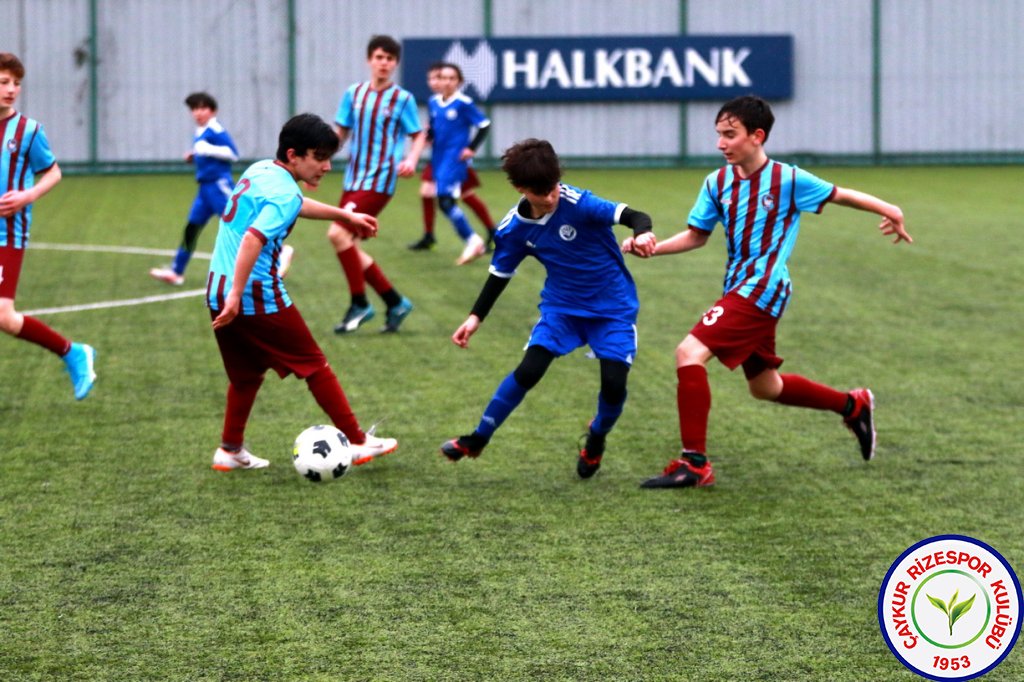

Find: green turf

[1,166,1021,681]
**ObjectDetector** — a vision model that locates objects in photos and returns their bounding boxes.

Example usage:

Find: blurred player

[409,62,497,259]
[150,92,244,286]
[440,139,656,478]
[329,35,425,334]
[207,113,397,471]
[0,52,96,400]
[623,95,912,489]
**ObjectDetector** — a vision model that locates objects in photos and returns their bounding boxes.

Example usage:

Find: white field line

[22,242,210,316]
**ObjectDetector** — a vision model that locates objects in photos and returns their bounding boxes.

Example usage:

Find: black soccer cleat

[843,388,876,461]
[576,426,606,479]
[408,234,436,251]
[640,453,715,489]
[440,433,488,462]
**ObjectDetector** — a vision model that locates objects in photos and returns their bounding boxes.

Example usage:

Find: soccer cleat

[63,342,97,400]
[381,296,414,333]
[640,453,716,489]
[440,434,488,462]
[455,233,486,266]
[149,266,184,286]
[576,424,606,479]
[408,234,436,251]
[349,433,398,466]
[333,303,376,334]
[211,447,270,471]
[278,244,295,279]
[844,387,876,461]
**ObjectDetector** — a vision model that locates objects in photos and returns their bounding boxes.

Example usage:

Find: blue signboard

[402,36,793,103]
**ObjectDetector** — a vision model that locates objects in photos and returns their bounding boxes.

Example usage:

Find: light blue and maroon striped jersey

[1,111,56,249]
[335,81,421,195]
[206,160,300,315]
[687,159,836,317]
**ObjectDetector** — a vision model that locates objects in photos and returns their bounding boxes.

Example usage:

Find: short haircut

[716,95,775,141]
[276,113,339,162]
[501,139,562,194]
[367,35,401,61]
[184,92,218,111]
[0,52,26,79]
[427,61,447,74]
[441,62,464,84]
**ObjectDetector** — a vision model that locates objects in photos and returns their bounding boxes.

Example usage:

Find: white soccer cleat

[278,244,295,279]
[455,233,486,266]
[211,447,270,471]
[349,433,398,465]
[149,266,184,286]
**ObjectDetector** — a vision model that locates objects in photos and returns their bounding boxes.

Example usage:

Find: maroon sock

[462,193,495,230]
[421,197,435,235]
[222,378,263,449]
[676,365,711,454]
[363,262,393,297]
[336,246,365,297]
[17,316,71,356]
[776,373,849,413]
[306,366,365,444]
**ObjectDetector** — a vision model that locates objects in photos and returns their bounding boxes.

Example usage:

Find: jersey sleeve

[398,92,423,136]
[578,189,620,226]
[335,86,355,128]
[488,210,527,278]
[28,125,57,173]
[686,176,721,233]
[249,192,302,243]
[792,166,836,214]
[465,100,490,129]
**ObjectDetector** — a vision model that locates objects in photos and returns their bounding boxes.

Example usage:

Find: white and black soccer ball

[292,425,353,482]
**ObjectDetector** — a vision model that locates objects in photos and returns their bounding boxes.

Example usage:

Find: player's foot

[381,296,414,333]
[211,447,270,471]
[349,433,398,466]
[63,342,97,400]
[576,423,606,479]
[278,244,295,279]
[408,234,436,251]
[455,233,486,265]
[149,266,184,286]
[440,433,488,461]
[844,387,876,461]
[333,303,376,334]
[640,452,715,489]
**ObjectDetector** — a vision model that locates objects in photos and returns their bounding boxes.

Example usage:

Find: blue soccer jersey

[335,82,421,195]
[1,112,56,248]
[687,159,836,317]
[490,184,638,321]
[192,117,238,184]
[206,160,300,315]
[428,91,489,192]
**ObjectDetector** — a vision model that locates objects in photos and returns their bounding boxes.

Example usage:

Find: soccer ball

[292,425,353,482]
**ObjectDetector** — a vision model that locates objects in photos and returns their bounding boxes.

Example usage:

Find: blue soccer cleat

[63,342,97,400]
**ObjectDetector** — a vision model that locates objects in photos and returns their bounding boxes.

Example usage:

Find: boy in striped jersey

[329,35,425,334]
[623,95,912,489]
[0,53,96,400]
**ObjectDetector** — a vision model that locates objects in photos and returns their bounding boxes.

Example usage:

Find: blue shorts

[526,312,637,365]
[188,177,234,225]
[433,160,468,199]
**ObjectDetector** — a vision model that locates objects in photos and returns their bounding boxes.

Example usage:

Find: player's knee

[419,182,435,198]
[513,347,555,390]
[437,195,457,215]
[0,309,20,335]
[327,222,354,249]
[599,361,630,405]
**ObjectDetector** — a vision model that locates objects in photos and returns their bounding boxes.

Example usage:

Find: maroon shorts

[420,164,481,191]
[0,245,25,300]
[339,189,392,217]
[211,304,328,384]
[689,291,784,379]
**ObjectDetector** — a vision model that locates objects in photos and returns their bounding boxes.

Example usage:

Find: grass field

[1,165,1021,681]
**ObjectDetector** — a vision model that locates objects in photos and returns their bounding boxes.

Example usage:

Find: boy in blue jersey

[207,113,397,472]
[151,92,240,286]
[0,53,96,400]
[440,139,657,479]
[623,95,912,489]
[328,35,425,334]
[410,62,496,264]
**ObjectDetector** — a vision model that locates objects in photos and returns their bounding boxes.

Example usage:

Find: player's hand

[880,209,912,244]
[211,294,241,330]
[184,151,194,163]
[459,148,476,161]
[397,158,417,177]
[451,315,481,349]
[626,231,657,258]
[0,190,30,217]
[344,212,378,239]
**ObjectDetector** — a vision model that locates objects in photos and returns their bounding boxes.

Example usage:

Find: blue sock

[171,247,191,275]
[591,391,626,434]
[476,372,528,438]
[444,204,475,241]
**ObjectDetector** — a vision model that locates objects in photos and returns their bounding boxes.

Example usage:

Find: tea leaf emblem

[927,589,977,636]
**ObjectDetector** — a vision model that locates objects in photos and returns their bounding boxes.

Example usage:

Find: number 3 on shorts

[702,305,725,326]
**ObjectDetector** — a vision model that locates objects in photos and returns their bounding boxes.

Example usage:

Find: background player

[440,139,656,478]
[150,92,243,286]
[0,52,96,400]
[408,62,497,260]
[207,113,397,471]
[329,35,424,334]
[623,95,912,489]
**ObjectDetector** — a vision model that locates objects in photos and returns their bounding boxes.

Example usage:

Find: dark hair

[716,95,774,141]
[427,61,447,73]
[0,52,26,79]
[501,139,562,194]
[367,35,401,61]
[440,62,464,84]
[276,113,339,162]
[184,92,218,111]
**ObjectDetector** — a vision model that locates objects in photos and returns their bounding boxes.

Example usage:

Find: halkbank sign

[402,36,793,103]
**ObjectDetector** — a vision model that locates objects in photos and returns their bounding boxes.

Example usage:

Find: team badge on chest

[558,224,577,242]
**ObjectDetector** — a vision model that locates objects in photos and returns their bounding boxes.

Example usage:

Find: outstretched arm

[299,197,378,238]
[632,226,710,256]
[451,274,511,348]
[831,186,912,244]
